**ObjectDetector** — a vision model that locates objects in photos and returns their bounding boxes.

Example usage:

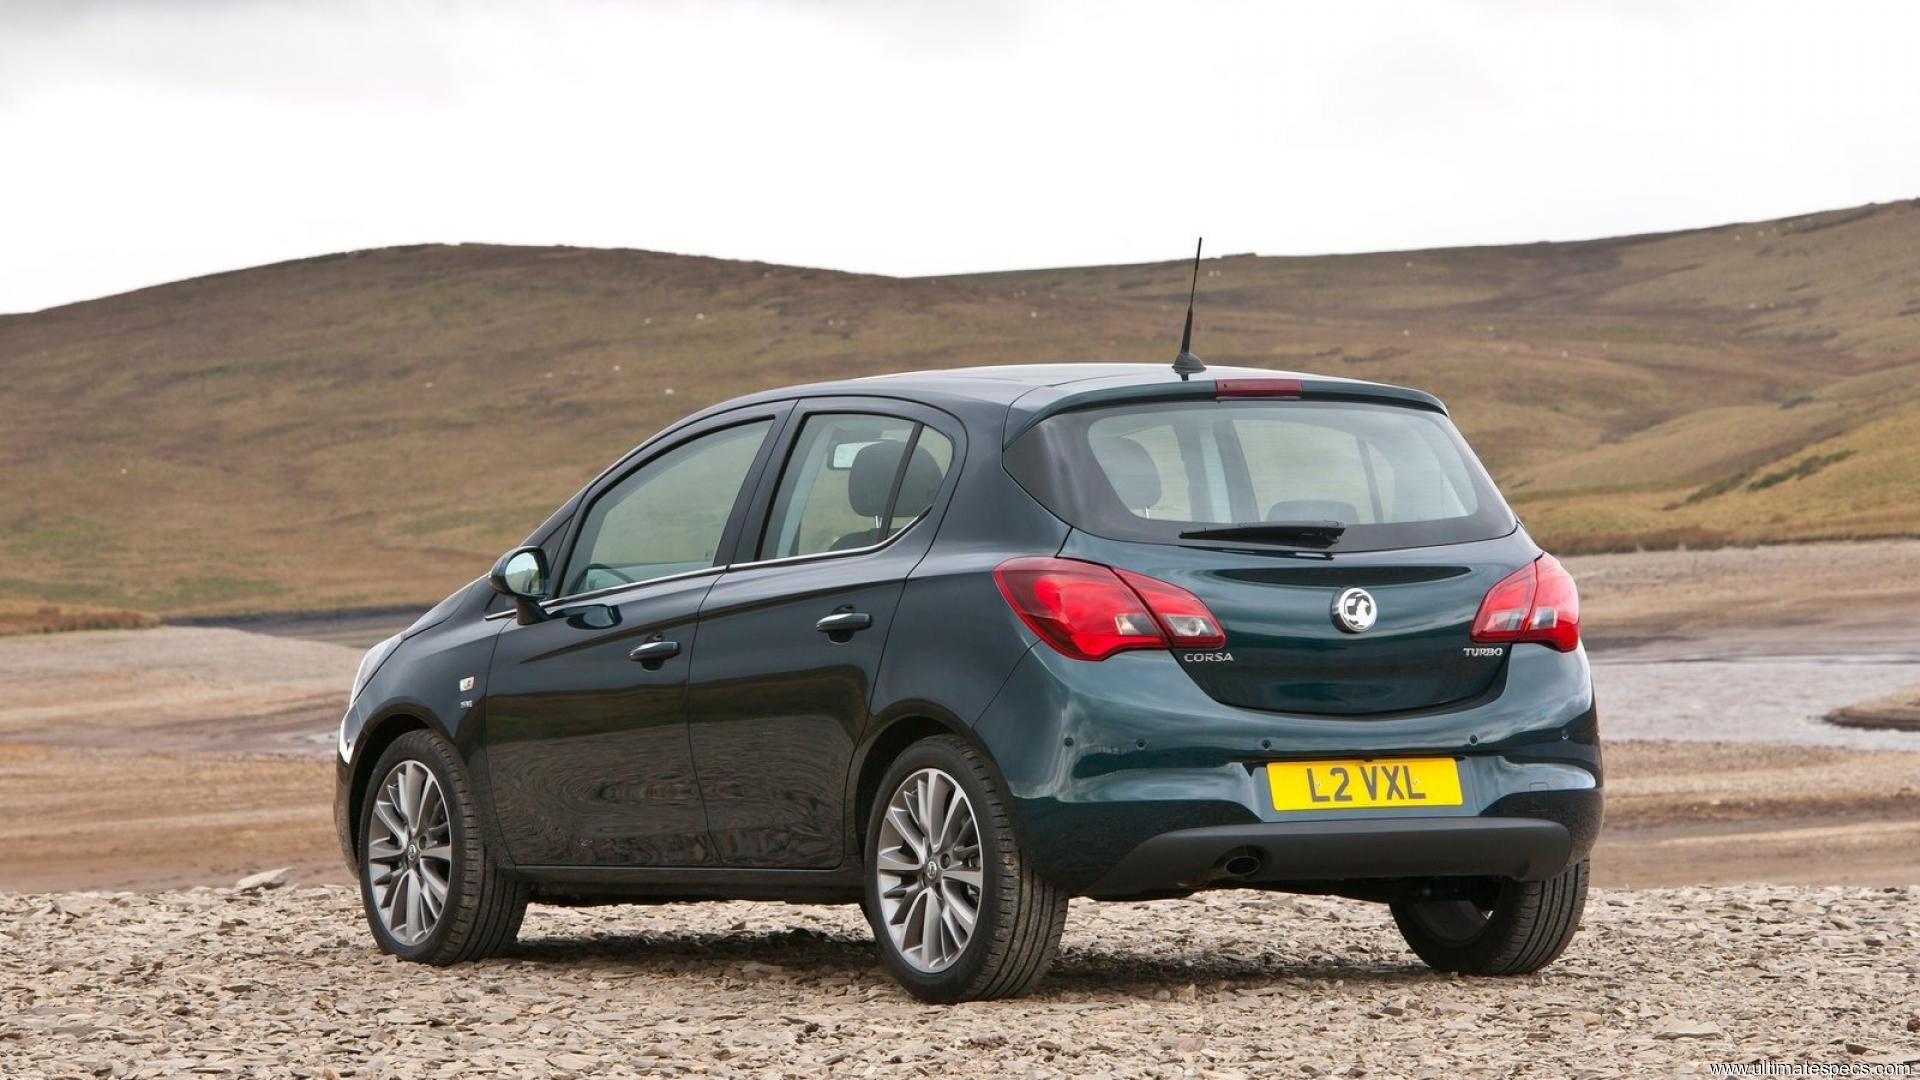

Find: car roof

[544,362,1452,547]
[695,363,1447,437]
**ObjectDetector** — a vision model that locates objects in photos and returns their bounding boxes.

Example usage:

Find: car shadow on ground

[502,926,1437,994]
[1045,947,1440,993]
[509,926,865,970]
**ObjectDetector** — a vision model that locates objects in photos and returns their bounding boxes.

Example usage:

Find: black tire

[357,729,527,964]
[862,735,1069,1003]
[1390,859,1589,975]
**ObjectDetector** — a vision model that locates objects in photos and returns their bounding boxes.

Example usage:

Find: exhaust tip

[1217,847,1264,879]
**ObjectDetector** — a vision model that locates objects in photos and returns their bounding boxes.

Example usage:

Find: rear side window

[760,413,954,560]
[1006,400,1513,551]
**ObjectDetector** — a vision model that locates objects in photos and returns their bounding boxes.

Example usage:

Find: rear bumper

[1085,816,1572,898]
[971,643,1603,896]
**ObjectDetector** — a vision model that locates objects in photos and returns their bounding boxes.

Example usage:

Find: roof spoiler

[1002,376,1449,446]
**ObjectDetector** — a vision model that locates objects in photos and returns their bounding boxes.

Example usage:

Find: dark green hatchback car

[335,363,1600,1001]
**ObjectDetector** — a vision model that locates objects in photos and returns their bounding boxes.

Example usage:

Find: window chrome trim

[726,509,929,573]
[487,565,728,620]
[487,514,927,623]
[546,565,727,611]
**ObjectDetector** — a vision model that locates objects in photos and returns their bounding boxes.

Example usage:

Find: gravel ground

[5,885,1917,1079]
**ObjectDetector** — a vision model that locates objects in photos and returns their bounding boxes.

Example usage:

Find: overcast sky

[3,0,1918,314]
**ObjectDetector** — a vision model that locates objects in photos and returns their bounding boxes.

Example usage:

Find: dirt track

[0,626,349,757]
[1570,539,1920,656]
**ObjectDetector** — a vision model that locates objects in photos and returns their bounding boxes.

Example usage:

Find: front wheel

[357,729,527,964]
[863,735,1068,1002]
[1390,859,1589,975]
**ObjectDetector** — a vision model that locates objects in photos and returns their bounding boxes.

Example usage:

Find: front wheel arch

[345,713,429,870]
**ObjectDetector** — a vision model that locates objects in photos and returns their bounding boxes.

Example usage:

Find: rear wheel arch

[848,712,1001,862]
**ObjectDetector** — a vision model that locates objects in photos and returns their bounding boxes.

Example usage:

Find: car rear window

[1004,399,1516,551]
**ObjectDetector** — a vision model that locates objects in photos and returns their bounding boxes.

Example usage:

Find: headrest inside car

[848,440,944,519]
[1093,436,1162,512]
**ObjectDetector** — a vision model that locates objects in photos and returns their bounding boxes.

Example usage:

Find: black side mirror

[489,547,551,625]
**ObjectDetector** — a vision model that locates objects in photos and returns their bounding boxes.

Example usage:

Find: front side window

[563,419,772,595]
[760,413,955,560]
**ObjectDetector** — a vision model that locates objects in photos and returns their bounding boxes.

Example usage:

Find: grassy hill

[4,200,1918,616]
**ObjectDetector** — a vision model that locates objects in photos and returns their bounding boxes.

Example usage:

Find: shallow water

[1593,652,1920,750]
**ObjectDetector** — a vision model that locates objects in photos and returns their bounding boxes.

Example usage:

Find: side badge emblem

[458,675,476,692]
[1332,587,1377,634]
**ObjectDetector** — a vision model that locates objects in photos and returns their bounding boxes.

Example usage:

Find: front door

[688,406,959,868]
[481,412,784,867]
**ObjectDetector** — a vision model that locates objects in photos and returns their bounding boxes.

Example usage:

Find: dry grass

[0,600,156,636]
[3,201,1919,615]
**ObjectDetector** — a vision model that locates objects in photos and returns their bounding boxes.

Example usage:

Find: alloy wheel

[365,760,453,947]
[874,767,983,972]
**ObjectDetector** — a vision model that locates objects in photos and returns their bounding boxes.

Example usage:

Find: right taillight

[1471,554,1580,652]
[994,556,1226,660]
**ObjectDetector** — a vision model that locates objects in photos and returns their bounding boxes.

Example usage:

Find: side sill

[514,863,863,905]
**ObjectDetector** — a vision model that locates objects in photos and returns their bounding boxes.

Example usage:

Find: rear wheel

[863,735,1068,1002]
[357,729,526,964]
[1390,859,1589,975]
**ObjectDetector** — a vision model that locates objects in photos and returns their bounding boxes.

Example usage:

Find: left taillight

[994,556,1226,660]
[1470,554,1581,652]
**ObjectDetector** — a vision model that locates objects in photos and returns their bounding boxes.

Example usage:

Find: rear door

[687,400,961,868]
[1009,395,1526,715]
[482,408,787,867]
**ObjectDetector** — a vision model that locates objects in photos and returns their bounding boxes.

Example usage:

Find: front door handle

[628,639,682,668]
[814,611,873,641]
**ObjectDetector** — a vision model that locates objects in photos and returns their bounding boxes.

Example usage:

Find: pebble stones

[1,885,1916,1077]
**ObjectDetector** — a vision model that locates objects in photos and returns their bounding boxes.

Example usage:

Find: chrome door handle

[814,611,873,639]
[628,639,682,667]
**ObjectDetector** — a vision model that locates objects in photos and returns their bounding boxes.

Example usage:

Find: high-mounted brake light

[994,557,1227,660]
[1470,554,1581,652]
[1214,377,1303,399]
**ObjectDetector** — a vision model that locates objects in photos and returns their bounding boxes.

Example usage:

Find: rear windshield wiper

[1179,520,1347,545]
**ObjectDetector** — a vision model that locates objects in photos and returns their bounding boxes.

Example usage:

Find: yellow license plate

[1267,758,1463,811]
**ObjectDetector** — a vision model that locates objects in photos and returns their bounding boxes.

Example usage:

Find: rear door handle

[628,639,682,667]
[814,611,873,638]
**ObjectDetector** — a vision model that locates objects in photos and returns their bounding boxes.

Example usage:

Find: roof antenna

[1172,237,1207,381]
